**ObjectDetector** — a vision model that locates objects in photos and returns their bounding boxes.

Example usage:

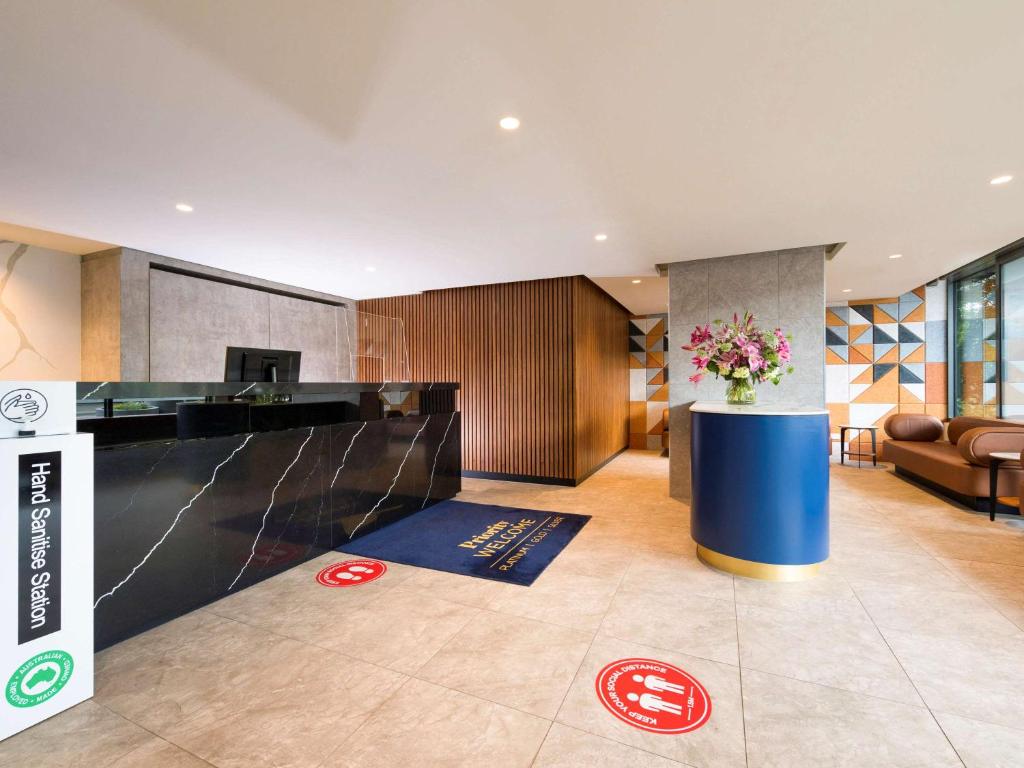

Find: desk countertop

[690,401,829,417]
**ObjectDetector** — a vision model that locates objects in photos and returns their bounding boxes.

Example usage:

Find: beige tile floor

[4,450,1024,768]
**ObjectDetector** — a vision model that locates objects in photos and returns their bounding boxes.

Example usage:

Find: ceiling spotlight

[365,266,376,272]
[175,203,193,212]
[499,116,520,131]
[842,288,852,293]
[631,279,642,284]
[889,253,902,259]
[990,175,1013,185]
[594,233,608,242]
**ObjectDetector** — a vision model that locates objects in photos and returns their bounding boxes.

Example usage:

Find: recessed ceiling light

[842,288,852,293]
[594,233,608,242]
[365,266,376,272]
[175,203,193,212]
[889,253,902,260]
[631,279,642,284]
[499,116,520,131]
[990,174,1013,185]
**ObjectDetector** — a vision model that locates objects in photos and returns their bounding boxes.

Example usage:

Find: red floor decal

[316,559,387,587]
[595,658,711,734]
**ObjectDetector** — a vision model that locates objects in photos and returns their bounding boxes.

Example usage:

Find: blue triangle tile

[853,327,873,345]
[873,343,896,361]
[826,327,848,345]
[899,342,923,361]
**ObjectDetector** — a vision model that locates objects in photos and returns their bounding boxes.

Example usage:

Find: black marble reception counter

[81,382,460,649]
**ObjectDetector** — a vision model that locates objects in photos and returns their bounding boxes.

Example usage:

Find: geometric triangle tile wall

[629,313,669,450]
[826,282,948,455]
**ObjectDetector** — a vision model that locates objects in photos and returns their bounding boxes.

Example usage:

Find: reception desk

[689,401,829,581]
[77,381,460,649]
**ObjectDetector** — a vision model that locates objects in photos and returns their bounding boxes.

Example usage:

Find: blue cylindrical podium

[690,401,829,581]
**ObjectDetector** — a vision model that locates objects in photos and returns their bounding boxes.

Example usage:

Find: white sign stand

[1,382,93,741]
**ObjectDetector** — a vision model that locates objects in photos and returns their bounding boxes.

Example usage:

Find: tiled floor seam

[536,537,644,767]
[732,577,751,768]
[90,698,221,768]
[848,583,968,767]
[310,674,419,768]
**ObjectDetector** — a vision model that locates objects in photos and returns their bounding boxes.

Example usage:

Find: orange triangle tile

[826,309,847,326]
[854,369,899,403]
[849,324,870,341]
[902,303,926,322]
[848,346,872,364]
[902,345,926,363]
[826,348,846,365]
[900,385,924,404]
[650,384,668,402]
[878,346,899,364]
[913,286,926,299]
[647,351,664,367]
[629,355,645,369]
[647,319,666,338]
[852,366,875,385]
[648,370,665,385]
[874,306,898,324]
[853,343,874,362]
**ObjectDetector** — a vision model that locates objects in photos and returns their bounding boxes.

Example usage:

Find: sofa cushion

[947,416,1016,445]
[884,413,943,442]
[884,439,1023,497]
[957,427,1024,466]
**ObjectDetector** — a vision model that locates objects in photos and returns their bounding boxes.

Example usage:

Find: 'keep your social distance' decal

[596,658,711,734]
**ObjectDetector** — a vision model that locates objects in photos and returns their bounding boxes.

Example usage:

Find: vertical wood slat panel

[358,276,627,483]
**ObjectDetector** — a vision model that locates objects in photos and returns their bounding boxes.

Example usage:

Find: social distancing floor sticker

[315,559,387,587]
[595,657,711,734]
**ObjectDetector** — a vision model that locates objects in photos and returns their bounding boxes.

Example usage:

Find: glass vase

[726,377,757,405]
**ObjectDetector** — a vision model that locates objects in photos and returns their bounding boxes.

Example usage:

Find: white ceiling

[1,1,1022,304]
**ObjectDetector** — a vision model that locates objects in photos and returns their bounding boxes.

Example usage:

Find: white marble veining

[111,441,178,520]
[0,242,56,372]
[80,381,110,400]
[261,429,326,569]
[691,400,829,416]
[422,411,457,509]
[229,426,316,590]
[95,432,255,608]
[349,416,431,538]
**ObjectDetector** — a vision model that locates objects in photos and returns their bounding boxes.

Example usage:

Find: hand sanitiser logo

[1,388,48,425]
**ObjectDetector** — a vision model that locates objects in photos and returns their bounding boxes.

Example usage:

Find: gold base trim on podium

[696,545,824,582]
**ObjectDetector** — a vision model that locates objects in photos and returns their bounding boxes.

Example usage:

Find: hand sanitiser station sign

[1,382,93,741]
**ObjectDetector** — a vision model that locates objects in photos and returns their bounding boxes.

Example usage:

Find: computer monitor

[224,347,301,383]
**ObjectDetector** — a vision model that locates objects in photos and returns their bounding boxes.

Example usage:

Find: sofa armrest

[956,427,1024,466]
[883,413,944,442]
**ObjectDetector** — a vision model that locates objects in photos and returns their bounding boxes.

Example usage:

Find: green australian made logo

[5,650,74,708]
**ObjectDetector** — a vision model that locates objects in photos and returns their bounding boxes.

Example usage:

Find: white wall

[0,241,81,380]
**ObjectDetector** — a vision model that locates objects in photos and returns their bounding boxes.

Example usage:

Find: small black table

[839,425,878,467]
[988,451,1021,521]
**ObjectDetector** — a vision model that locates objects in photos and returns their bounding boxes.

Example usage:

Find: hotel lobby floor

[5,450,1024,768]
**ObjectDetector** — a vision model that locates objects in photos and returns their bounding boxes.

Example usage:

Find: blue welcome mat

[338,500,590,586]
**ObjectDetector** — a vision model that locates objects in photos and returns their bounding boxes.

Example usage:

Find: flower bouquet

[682,312,794,404]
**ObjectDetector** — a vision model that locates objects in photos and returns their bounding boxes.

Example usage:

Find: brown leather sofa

[883,413,1024,506]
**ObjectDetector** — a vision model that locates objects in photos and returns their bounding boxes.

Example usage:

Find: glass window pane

[1002,257,1024,418]
[954,270,998,417]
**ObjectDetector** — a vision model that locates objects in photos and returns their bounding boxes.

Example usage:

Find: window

[949,241,1024,418]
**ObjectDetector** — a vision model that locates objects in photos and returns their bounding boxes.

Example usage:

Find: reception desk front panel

[81,382,460,649]
[690,402,829,580]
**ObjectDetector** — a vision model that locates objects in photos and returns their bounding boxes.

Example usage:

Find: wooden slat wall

[358,276,628,483]
[572,276,630,482]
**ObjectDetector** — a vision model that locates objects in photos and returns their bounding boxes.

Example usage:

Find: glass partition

[953,269,998,417]
[1002,258,1024,418]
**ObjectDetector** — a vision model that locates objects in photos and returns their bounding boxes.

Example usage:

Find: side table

[988,451,1021,521]
[839,425,878,467]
